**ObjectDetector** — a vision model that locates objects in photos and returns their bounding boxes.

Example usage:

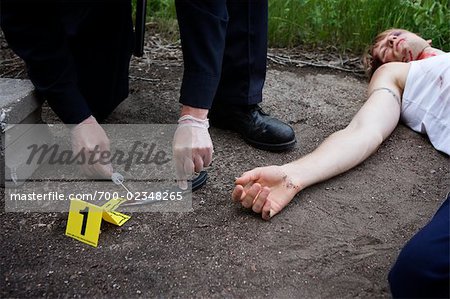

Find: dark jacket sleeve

[0,1,92,124]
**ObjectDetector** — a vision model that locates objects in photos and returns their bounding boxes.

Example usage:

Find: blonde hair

[363,28,404,79]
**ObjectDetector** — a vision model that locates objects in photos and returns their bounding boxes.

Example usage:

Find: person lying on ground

[231,51,449,219]
[231,32,449,298]
[232,25,450,214]
[363,28,446,78]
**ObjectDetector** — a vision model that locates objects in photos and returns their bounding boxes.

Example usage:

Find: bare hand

[232,165,300,220]
[71,116,113,179]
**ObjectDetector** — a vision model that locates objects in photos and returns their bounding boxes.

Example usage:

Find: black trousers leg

[388,196,450,298]
[214,0,268,106]
[175,0,228,109]
[64,1,134,121]
[1,0,133,123]
[175,0,267,109]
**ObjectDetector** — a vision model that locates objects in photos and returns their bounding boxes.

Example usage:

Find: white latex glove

[71,115,113,179]
[173,115,213,189]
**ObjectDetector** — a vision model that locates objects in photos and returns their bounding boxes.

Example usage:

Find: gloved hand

[71,115,113,179]
[173,115,213,189]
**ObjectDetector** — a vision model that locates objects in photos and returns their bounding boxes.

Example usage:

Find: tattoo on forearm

[370,88,401,105]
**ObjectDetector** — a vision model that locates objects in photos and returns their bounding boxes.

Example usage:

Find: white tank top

[402,53,450,155]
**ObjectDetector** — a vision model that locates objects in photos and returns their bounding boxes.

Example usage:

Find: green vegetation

[268,0,450,53]
[140,0,450,54]
[145,0,178,37]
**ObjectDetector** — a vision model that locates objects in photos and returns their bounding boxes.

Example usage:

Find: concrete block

[0,78,43,126]
[0,78,52,187]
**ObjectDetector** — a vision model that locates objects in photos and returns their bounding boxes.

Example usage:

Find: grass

[139,0,450,54]
[267,0,450,53]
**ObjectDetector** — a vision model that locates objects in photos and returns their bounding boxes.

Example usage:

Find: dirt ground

[1,31,449,298]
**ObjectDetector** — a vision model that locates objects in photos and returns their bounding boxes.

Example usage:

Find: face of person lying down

[372,29,431,64]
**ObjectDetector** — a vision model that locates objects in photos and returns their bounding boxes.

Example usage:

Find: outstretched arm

[232,63,408,220]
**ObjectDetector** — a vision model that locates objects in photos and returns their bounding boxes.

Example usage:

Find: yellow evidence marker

[65,197,130,247]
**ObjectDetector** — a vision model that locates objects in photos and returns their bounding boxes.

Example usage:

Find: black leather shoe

[209,104,296,151]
